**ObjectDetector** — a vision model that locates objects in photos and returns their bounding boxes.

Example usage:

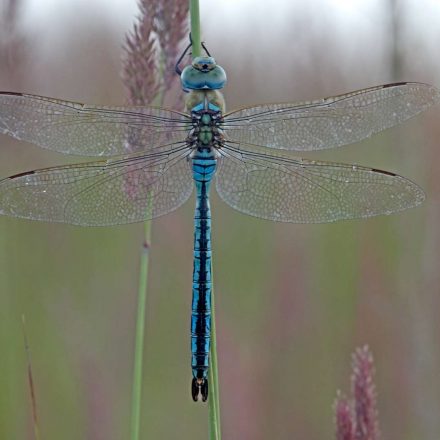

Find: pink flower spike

[122,1,158,106]
[334,392,355,440]
[351,345,380,440]
[153,0,189,86]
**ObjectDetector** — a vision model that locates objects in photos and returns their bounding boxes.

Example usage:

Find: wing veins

[60,148,190,220]
[223,83,422,122]
[221,144,345,209]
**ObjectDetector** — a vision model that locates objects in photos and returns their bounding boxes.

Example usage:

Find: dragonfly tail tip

[191,377,208,402]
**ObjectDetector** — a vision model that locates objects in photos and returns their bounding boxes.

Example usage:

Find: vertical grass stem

[208,269,221,439]
[21,315,40,440]
[189,0,221,437]
[130,221,151,440]
[190,0,201,57]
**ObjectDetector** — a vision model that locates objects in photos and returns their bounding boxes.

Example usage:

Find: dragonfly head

[181,56,227,91]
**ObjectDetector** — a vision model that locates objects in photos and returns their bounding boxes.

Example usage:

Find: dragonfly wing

[0,144,193,226]
[215,144,424,223]
[223,82,439,151]
[0,92,190,156]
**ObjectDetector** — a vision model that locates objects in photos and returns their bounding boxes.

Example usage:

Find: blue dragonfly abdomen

[190,147,216,402]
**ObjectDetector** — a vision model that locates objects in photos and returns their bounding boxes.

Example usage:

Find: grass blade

[189,0,222,436]
[208,276,222,439]
[22,315,40,440]
[130,223,151,440]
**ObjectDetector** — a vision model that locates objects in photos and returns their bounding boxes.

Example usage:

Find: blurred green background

[0,0,439,439]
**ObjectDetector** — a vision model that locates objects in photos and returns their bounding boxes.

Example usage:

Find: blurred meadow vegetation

[0,0,439,439]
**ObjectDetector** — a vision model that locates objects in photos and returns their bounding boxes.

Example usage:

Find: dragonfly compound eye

[180,60,227,90]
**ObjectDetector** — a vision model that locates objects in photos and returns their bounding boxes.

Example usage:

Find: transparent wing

[0,143,193,226]
[0,92,191,156]
[223,82,439,151]
[215,144,424,223]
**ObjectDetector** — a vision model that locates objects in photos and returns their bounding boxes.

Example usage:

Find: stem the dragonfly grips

[175,33,212,75]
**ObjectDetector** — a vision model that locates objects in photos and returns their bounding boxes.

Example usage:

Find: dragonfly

[0,47,438,402]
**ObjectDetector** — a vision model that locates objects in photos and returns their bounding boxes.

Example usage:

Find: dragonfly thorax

[187,92,224,154]
[185,89,225,114]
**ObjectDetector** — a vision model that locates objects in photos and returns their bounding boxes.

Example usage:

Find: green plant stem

[130,220,151,440]
[189,0,221,437]
[208,271,221,439]
[22,315,40,440]
[190,0,201,57]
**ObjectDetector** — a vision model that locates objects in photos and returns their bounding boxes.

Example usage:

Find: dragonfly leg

[191,377,209,402]
[175,40,192,75]
[175,33,213,75]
